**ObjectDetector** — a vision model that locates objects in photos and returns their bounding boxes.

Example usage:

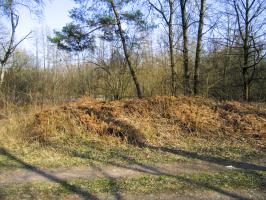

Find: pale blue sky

[17,1,75,51]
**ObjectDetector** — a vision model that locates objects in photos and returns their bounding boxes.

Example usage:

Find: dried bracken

[24,96,266,146]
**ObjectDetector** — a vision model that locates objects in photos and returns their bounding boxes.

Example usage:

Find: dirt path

[65,191,266,200]
[2,161,265,200]
[0,162,230,186]
[0,155,265,200]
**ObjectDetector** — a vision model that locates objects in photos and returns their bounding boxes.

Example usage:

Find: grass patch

[183,138,266,161]
[0,132,264,171]
[1,171,265,199]
[1,134,264,171]
[0,137,185,170]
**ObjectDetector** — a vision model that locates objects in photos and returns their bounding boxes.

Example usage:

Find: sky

[16,1,76,52]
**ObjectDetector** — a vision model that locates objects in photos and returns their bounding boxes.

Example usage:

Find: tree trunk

[193,0,206,95]
[180,0,190,96]
[148,0,176,96]
[242,0,250,101]
[0,64,5,87]
[0,1,16,88]
[242,69,251,101]
[110,0,142,98]
[243,80,251,102]
[168,0,175,96]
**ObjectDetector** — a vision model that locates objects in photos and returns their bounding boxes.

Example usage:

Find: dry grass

[14,96,265,147]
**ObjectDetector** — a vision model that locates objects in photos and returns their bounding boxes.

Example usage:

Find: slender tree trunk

[234,0,251,101]
[242,69,251,101]
[242,0,250,101]
[42,31,46,70]
[0,64,5,87]
[206,73,209,98]
[110,0,142,98]
[147,0,176,96]
[168,0,175,96]
[35,37,39,69]
[180,0,190,96]
[224,14,232,99]
[193,0,206,95]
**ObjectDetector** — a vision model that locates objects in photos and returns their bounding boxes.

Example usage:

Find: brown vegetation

[22,96,266,146]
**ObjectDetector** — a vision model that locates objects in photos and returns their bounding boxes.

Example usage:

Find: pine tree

[50,0,150,98]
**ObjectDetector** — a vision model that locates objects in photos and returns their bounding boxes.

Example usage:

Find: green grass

[1,133,265,171]
[184,140,266,161]
[0,137,187,171]
[1,171,265,200]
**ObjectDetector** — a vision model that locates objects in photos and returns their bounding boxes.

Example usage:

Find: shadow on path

[117,153,256,200]
[0,148,99,200]
[90,163,123,200]
[145,145,266,171]
[71,148,255,200]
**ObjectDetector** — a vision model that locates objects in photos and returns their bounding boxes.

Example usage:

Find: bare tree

[147,0,178,95]
[0,0,43,87]
[228,0,266,101]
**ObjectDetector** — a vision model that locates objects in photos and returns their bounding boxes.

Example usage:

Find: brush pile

[24,96,266,146]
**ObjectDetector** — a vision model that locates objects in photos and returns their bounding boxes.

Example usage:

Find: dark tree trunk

[193,0,206,95]
[243,82,249,101]
[180,0,190,96]
[168,0,176,96]
[242,0,250,101]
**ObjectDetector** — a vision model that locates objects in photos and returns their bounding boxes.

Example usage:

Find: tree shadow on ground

[144,145,266,171]
[0,144,263,200]
[117,153,262,200]
[0,148,99,200]
[70,148,255,200]
[89,162,123,200]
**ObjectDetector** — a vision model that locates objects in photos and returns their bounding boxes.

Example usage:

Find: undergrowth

[0,96,265,170]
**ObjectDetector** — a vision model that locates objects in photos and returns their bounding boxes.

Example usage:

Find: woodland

[0,0,265,106]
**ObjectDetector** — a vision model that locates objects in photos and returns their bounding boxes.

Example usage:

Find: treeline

[1,0,266,106]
